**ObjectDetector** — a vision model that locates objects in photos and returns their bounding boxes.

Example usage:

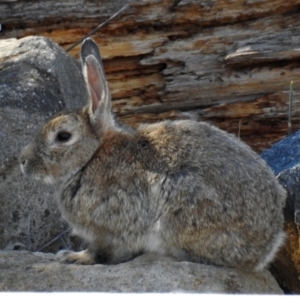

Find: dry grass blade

[37,228,71,252]
[238,119,242,139]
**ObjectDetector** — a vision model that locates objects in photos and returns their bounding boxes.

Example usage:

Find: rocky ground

[0,251,283,293]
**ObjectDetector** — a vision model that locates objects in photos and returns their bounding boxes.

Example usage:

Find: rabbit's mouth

[41,175,56,185]
[20,163,56,185]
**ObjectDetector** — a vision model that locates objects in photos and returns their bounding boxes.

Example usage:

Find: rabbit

[19,38,286,271]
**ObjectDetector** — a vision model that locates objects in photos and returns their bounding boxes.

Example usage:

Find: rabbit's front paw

[55,249,96,265]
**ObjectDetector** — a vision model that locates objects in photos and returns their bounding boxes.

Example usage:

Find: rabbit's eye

[56,131,72,143]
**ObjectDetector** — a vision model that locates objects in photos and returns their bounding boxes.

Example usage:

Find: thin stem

[238,119,242,139]
[288,80,293,136]
[65,3,130,52]
[37,228,71,252]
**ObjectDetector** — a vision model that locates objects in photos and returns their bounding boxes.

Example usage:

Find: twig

[65,3,130,52]
[37,228,71,252]
[288,80,293,136]
[170,0,183,11]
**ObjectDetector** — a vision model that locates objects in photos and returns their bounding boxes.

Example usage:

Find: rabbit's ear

[81,38,113,128]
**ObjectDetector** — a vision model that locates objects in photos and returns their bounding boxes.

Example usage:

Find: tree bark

[1,0,300,152]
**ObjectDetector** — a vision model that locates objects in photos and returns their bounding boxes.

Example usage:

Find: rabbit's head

[19,38,116,184]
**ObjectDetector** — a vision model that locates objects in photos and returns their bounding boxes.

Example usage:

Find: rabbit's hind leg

[254,230,286,271]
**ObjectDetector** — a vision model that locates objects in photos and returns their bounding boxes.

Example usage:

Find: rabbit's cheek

[43,160,65,180]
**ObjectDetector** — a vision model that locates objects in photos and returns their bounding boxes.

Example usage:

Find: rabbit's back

[137,120,285,270]
[58,119,285,269]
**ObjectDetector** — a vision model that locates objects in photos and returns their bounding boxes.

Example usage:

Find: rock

[261,131,300,293]
[0,250,283,293]
[0,36,88,252]
[262,131,300,175]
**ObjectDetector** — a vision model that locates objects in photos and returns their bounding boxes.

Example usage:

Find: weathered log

[2,0,300,151]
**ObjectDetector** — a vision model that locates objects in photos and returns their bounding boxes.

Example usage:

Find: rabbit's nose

[18,153,28,174]
[19,157,27,166]
[19,144,32,173]
[18,151,27,165]
[19,159,27,174]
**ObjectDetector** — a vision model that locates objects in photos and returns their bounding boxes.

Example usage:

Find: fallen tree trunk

[1,0,300,152]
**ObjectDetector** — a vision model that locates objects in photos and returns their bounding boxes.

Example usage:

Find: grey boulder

[0,36,87,251]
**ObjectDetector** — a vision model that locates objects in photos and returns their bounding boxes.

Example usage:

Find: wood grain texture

[2,0,300,153]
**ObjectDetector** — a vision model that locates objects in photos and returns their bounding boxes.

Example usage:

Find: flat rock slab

[0,251,282,293]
